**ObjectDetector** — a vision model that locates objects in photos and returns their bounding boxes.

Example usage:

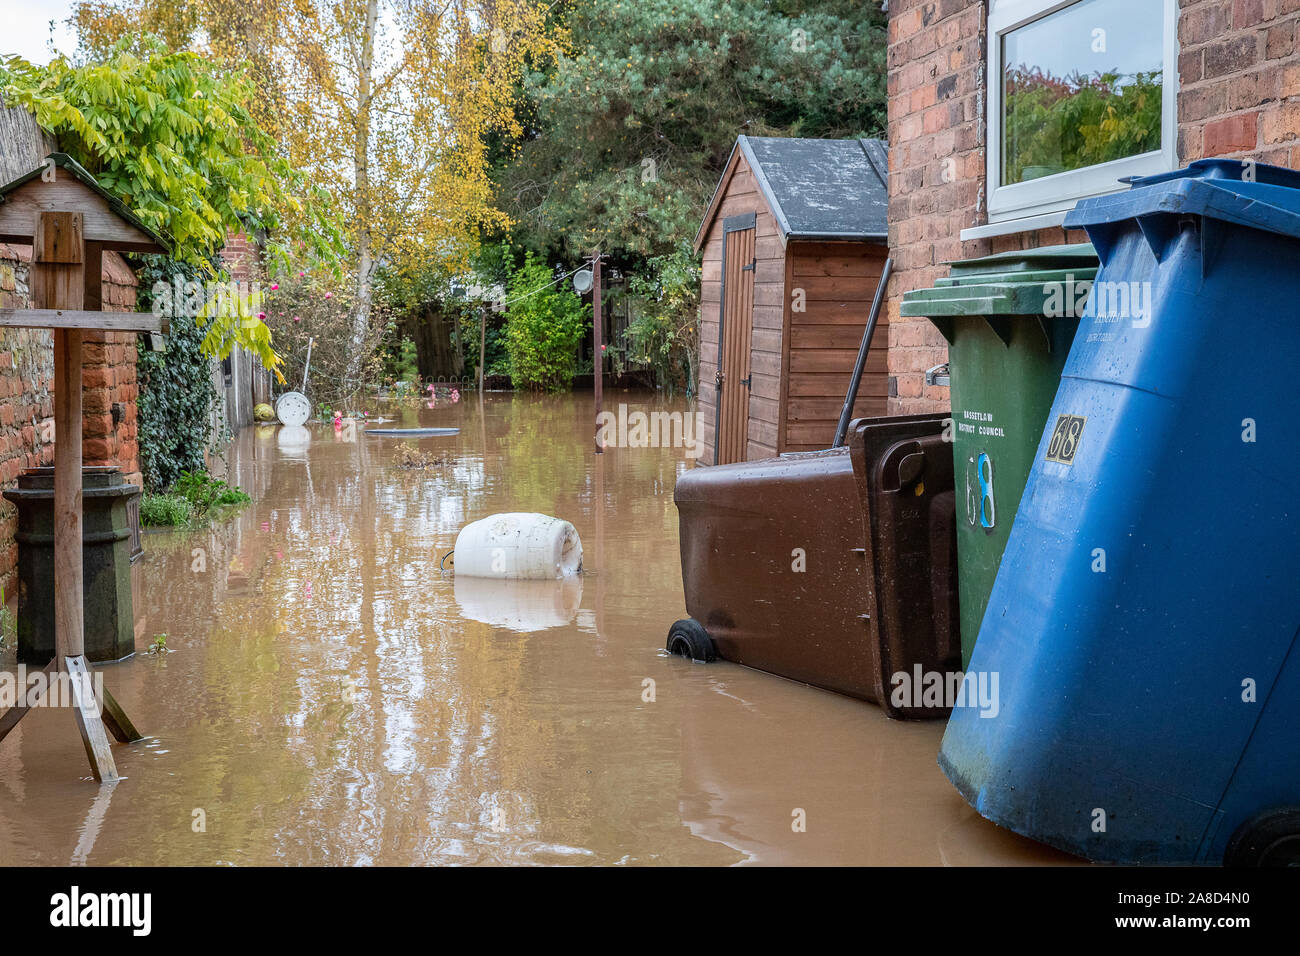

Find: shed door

[715,213,756,465]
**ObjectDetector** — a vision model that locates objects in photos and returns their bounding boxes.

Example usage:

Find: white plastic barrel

[453,513,583,579]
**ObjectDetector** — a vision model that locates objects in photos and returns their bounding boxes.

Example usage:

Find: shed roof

[694,136,889,251]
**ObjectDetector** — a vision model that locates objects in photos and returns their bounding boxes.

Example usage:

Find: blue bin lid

[1064,159,1300,243]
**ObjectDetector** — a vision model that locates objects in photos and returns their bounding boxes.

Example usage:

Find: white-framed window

[969,0,1178,238]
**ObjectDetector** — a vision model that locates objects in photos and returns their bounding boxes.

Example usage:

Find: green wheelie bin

[900,244,1097,666]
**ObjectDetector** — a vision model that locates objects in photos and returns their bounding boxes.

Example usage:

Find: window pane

[1002,0,1164,186]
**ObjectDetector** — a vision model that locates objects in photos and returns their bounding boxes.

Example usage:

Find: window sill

[960,209,1070,241]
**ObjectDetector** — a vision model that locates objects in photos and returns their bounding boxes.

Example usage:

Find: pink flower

[257,312,266,319]
[298,271,305,277]
[270,283,279,290]
[293,316,301,323]
[324,292,333,299]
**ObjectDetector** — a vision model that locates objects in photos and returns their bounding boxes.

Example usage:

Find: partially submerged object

[276,337,314,426]
[365,427,460,437]
[275,391,311,427]
[453,513,582,580]
[672,415,959,718]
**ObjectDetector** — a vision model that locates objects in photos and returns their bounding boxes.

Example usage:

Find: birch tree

[71,0,560,386]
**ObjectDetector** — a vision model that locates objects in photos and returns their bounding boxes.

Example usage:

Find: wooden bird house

[0,153,169,783]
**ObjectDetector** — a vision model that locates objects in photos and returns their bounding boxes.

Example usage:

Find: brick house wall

[219,230,259,283]
[1179,0,1300,163]
[886,0,1300,414]
[0,244,140,599]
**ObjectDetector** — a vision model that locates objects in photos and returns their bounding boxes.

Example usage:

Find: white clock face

[276,391,312,427]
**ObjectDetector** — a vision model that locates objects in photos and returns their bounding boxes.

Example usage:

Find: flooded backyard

[0,392,1073,866]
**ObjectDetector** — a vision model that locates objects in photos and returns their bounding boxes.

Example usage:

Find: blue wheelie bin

[938,159,1300,865]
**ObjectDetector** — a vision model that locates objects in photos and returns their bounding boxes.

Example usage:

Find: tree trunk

[346,0,380,390]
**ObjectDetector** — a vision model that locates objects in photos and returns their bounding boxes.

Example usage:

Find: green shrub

[140,493,193,527]
[174,470,250,514]
[140,471,249,527]
[136,258,222,493]
[622,246,701,395]
[503,254,590,392]
[387,337,420,383]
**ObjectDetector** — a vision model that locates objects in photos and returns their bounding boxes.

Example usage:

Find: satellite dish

[572,269,593,294]
[276,391,312,427]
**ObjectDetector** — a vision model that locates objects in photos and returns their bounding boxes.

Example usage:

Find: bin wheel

[666,619,716,663]
[1224,809,1300,866]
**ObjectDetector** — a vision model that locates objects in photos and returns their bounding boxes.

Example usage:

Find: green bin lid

[900,242,1099,319]
[945,242,1098,279]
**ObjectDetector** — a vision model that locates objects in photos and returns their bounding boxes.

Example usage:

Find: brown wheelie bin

[669,413,960,718]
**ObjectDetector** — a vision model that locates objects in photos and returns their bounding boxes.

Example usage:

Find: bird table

[0,154,170,782]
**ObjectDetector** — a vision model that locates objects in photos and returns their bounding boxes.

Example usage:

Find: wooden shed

[694,136,890,465]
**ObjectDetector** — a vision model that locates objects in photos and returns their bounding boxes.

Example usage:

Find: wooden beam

[65,655,118,783]
[34,211,84,263]
[0,658,57,744]
[0,309,166,332]
[83,241,103,312]
[97,682,143,743]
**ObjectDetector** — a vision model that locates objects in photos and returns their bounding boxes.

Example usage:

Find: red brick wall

[0,245,139,598]
[82,251,142,490]
[887,0,1090,414]
[887,0,1300,416]
[1179,0,1300,163]
[220,231,259,284]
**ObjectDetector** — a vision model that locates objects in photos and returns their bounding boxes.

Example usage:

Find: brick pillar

[81,252,142,489]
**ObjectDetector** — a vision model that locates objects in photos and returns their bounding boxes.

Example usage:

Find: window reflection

[1002,0,1164,185]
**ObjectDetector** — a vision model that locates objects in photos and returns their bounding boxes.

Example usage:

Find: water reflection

[0,392,1074,866]
[454,576,586,633]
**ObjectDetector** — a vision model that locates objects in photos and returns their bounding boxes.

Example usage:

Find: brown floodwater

[0,391,1075,866]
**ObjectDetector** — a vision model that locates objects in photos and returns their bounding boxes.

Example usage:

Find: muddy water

[0,391,1074,866]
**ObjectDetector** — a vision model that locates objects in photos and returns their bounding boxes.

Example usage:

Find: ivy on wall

[134,257,221,492]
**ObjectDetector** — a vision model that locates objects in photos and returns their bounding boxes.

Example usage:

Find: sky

[2,0,79,64]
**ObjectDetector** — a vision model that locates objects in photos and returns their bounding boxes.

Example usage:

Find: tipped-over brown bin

[670,414,960,718]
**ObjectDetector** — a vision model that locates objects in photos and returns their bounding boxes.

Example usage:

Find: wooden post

[478,304,487,395]
[53,327,83,658]
[33,211,119,782]
[592,253,603,454]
